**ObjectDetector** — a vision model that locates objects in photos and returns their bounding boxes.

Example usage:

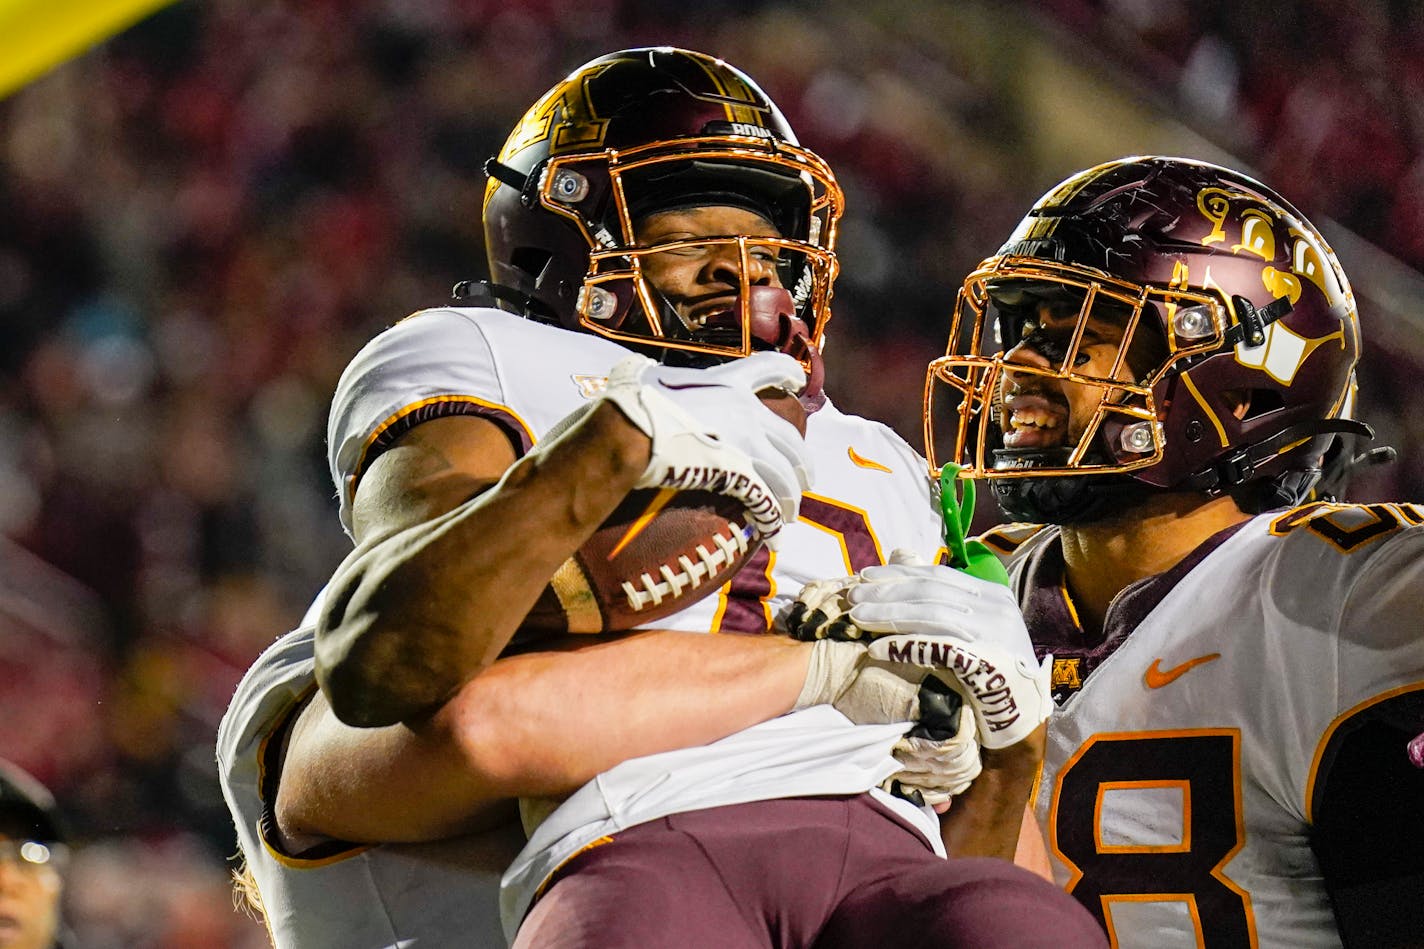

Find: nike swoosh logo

[847,447,893,473]
[656,381,723,391]
[1144,653,1221,689]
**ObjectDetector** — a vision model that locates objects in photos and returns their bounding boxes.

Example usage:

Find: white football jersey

[987,503,1424,949]
[218,306,950,948]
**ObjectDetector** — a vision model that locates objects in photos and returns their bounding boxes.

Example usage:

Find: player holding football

[217,48,1106,947]
[792,156,1424,947]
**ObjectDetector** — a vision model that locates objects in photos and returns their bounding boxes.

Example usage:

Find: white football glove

[598,353,811,541]
[866,634,1050,751]
[785,550,1051,750]
[883,687,982,807]
[794,639,982,805]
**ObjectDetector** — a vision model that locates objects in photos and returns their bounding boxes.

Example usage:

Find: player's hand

[599,352,811,541]
[794,639,982,804]
[882,676,982,807]
[782,549,931,642]
[854,561,1050,750]
[867,636,1049,751]
[781,573,861,641]
[784,552,1051,749]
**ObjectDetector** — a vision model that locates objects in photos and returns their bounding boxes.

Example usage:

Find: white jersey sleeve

[327,306,634,535]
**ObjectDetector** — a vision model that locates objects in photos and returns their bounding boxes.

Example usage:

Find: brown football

[516,389,806,638]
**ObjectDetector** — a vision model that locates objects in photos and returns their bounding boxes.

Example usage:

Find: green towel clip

[938,463,1010,587]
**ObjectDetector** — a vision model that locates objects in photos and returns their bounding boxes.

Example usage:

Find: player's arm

[290,570,958,844]
[315,404,651,727]
[1012,802,1055,880]
[278,627,813,846]
[281,626,959,845]
[939,723,1045,860]
[317,351,809,727]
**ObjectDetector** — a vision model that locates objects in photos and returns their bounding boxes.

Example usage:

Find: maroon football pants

[514,794,1106,948]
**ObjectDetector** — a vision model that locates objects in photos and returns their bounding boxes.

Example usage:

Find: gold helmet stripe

[690,53,763,128]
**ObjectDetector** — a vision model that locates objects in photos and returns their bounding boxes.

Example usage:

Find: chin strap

[1342,445,1399,474]
[1181,418,1376,495]
[484,157,538,205]
[1312,425,1398,501]
[1223,294,1294,348]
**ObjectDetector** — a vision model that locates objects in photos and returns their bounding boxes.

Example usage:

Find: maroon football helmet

[925,156,1371,523]
[480,47,841,390]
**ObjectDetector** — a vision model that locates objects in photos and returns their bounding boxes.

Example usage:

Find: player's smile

[993,290,1158,457]
[684,291,744,328]
[1000,386,1068,449]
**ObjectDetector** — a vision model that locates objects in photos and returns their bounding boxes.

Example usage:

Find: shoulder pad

[975,522,1049,557]
[1266,501,1424,555]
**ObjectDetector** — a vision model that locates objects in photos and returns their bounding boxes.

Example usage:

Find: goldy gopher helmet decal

[925,156,1372,524]
[480,47,842,381]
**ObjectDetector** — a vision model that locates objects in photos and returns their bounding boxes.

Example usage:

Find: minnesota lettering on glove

[792,638,983,807]
[655,466,779,531]
[783,556,1052,750]
[597,352,812,540]
[869,637,1026,744]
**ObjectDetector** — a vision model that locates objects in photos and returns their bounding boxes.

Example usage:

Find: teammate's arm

[315,405,651,727]
[280,626,812,846]
[939,724,1045,860]
[317,351,809,728]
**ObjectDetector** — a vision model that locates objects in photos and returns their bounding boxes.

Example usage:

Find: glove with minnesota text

[596,352,812,542]
[792,638,982,805]
[785,550,1051,750]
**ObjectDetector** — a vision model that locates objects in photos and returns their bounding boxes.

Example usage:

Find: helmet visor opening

[621,159,811,242]
[528,137,841,365]
[582,236,833,364]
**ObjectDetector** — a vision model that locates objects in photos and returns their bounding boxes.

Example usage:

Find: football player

[217,48,1105,947]
[910,156,1423,947]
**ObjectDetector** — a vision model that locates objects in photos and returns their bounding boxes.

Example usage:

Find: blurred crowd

[1045,0,1424,269]
[0,0,1419,944]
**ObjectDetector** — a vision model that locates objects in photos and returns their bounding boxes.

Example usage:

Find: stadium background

[1,1,1420,944]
